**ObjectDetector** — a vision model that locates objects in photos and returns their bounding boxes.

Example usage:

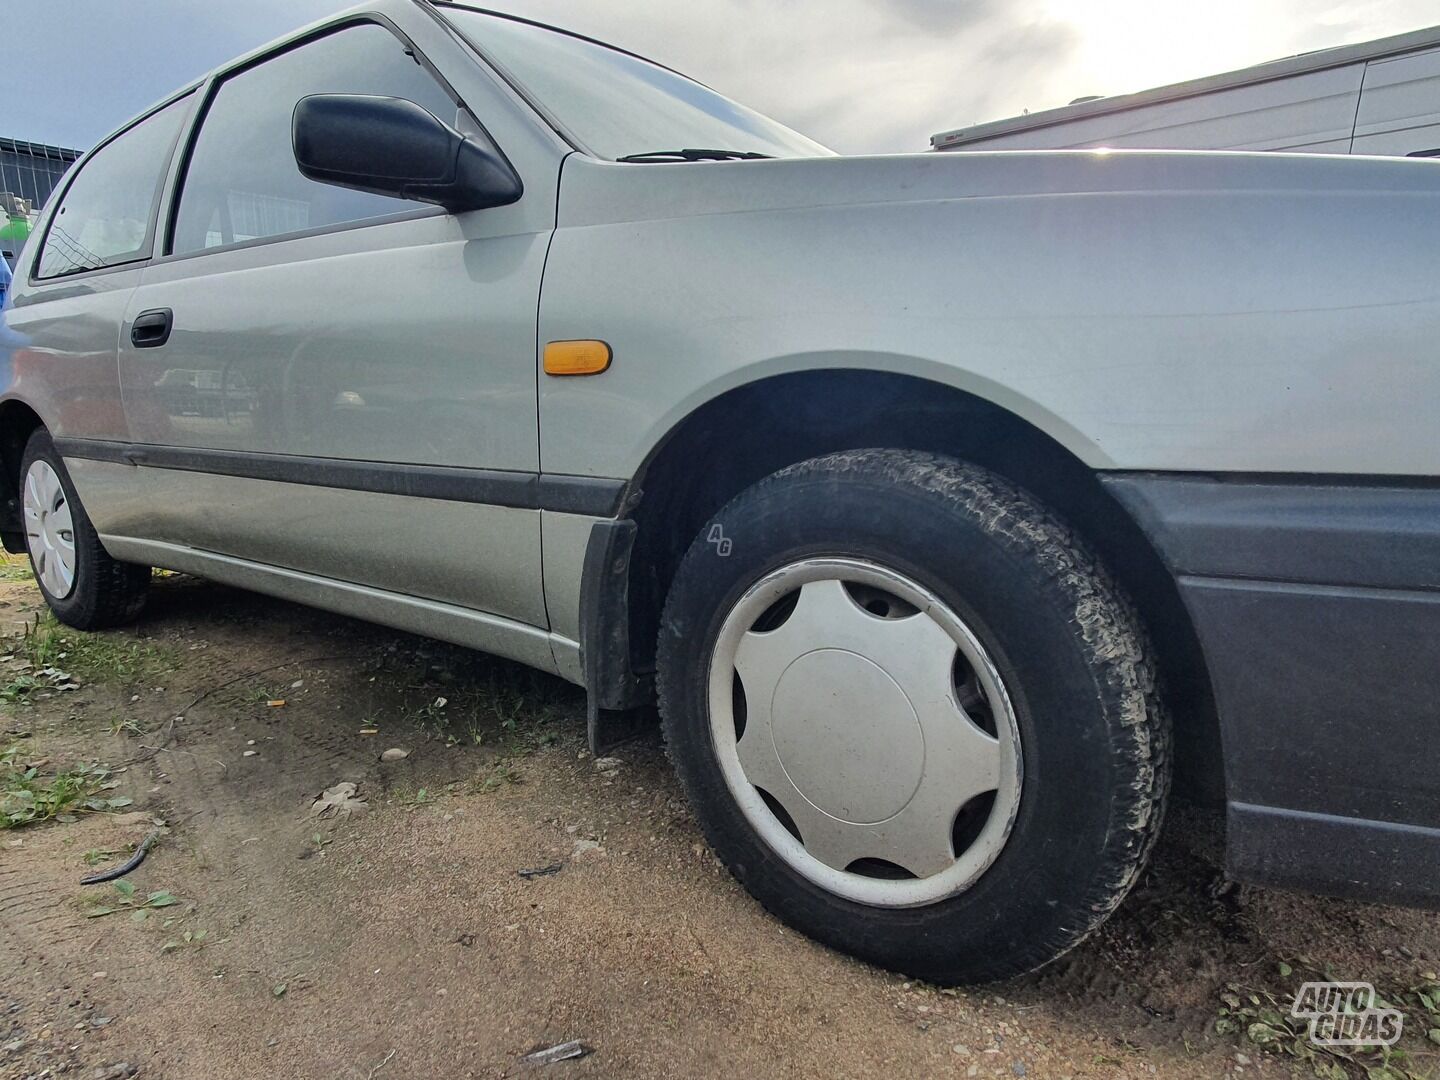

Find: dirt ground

[2,567,1438,1080]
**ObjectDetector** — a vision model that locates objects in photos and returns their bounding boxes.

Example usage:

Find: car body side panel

[2,271,136,441]
[67,457,548,627]
[63,0,577,632]
[540,509,597,664]
[538,150,1440,481]
[120,215,545,470]
[101,531,565,677]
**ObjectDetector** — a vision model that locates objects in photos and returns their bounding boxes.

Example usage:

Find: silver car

[3,1,1438,984]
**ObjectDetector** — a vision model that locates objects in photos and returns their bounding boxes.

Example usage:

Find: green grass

[12,612,175,686]
[0,744,130,829]
[475,760,525,792]
[1216,966,1440,1080]
[358,641,575,759]
[412,671,569,755]
[0,553,33,582]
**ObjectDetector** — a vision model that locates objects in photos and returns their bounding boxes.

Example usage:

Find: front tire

[19,429,149,629]
[657,449,1169,984]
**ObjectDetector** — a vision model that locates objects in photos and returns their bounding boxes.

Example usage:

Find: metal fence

[1,137,82,214]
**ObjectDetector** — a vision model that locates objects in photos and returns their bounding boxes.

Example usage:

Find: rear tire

[657,449,1169,984]
[19,429,149,629]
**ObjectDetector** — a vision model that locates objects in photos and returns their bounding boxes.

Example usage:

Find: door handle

[130,308,173,349]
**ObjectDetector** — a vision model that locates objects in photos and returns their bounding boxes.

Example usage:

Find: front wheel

[657,449,1169,984]
[19,429,150,629]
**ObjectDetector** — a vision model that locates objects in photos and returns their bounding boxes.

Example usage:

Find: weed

[0,554,32,583]
[0,744,129,829]
[373,645,575,756]
[13,612,174,687]
[162,928,211,952]
[84,878,178,920]
[1215,965,1440,1080]
[476,761,524,792]
[107,716,148,737]
[0,673,42,702]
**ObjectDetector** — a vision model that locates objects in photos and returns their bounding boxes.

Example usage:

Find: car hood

[557,148,1440,228]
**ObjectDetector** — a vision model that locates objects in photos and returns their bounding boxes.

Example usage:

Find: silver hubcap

[708,557,1022,908]
[23,460,76,599]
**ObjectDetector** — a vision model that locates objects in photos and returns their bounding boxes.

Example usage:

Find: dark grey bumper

[1102,473,1440,907]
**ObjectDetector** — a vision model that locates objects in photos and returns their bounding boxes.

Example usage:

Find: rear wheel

[657,449,1168,984]
[20,429,149,629]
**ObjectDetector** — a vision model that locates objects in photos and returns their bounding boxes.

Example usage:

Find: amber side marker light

[544,340,613,376]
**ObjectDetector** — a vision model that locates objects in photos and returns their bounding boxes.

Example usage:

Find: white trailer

[932,25,1440,158]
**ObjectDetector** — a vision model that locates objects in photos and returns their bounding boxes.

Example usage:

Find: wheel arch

[612,367,1223,802]
[0,397,45,552]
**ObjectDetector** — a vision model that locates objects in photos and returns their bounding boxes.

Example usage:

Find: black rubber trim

[537,474,630,516]
[578,519,654,754]
[54,437,628,517]
[1228,801,1440,910]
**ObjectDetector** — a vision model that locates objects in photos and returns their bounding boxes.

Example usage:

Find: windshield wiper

[615,148,774,163]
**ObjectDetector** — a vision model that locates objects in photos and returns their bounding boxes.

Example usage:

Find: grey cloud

[6,0,1437,158]
[948,19,1084,125]
[880,0,1002,34]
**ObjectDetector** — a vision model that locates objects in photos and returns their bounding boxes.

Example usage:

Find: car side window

[35,95,190,280]
[171,23,459,256]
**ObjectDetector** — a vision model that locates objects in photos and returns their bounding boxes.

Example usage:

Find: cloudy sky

[6,0,1437,154]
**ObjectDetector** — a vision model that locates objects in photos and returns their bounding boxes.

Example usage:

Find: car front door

[111,12,563,641]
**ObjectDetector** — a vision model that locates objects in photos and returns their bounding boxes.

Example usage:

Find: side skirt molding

[101,535,580,679]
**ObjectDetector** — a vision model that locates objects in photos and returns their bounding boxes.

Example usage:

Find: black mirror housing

[292,94,522,214]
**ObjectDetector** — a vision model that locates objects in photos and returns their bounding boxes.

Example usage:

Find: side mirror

[292,94,522,214]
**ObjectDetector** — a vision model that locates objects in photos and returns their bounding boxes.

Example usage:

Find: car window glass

[36,96,190,279]
[441,8,831,160]
[172,23,458,256]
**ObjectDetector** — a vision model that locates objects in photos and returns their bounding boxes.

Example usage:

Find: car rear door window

[35,95,190,280]
[171,23,459,256]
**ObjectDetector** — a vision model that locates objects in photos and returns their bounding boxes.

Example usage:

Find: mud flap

[579,519,656,755]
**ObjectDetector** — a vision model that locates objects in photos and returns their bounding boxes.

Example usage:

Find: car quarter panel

[2,272,136,442]
[537,150,1440,481]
